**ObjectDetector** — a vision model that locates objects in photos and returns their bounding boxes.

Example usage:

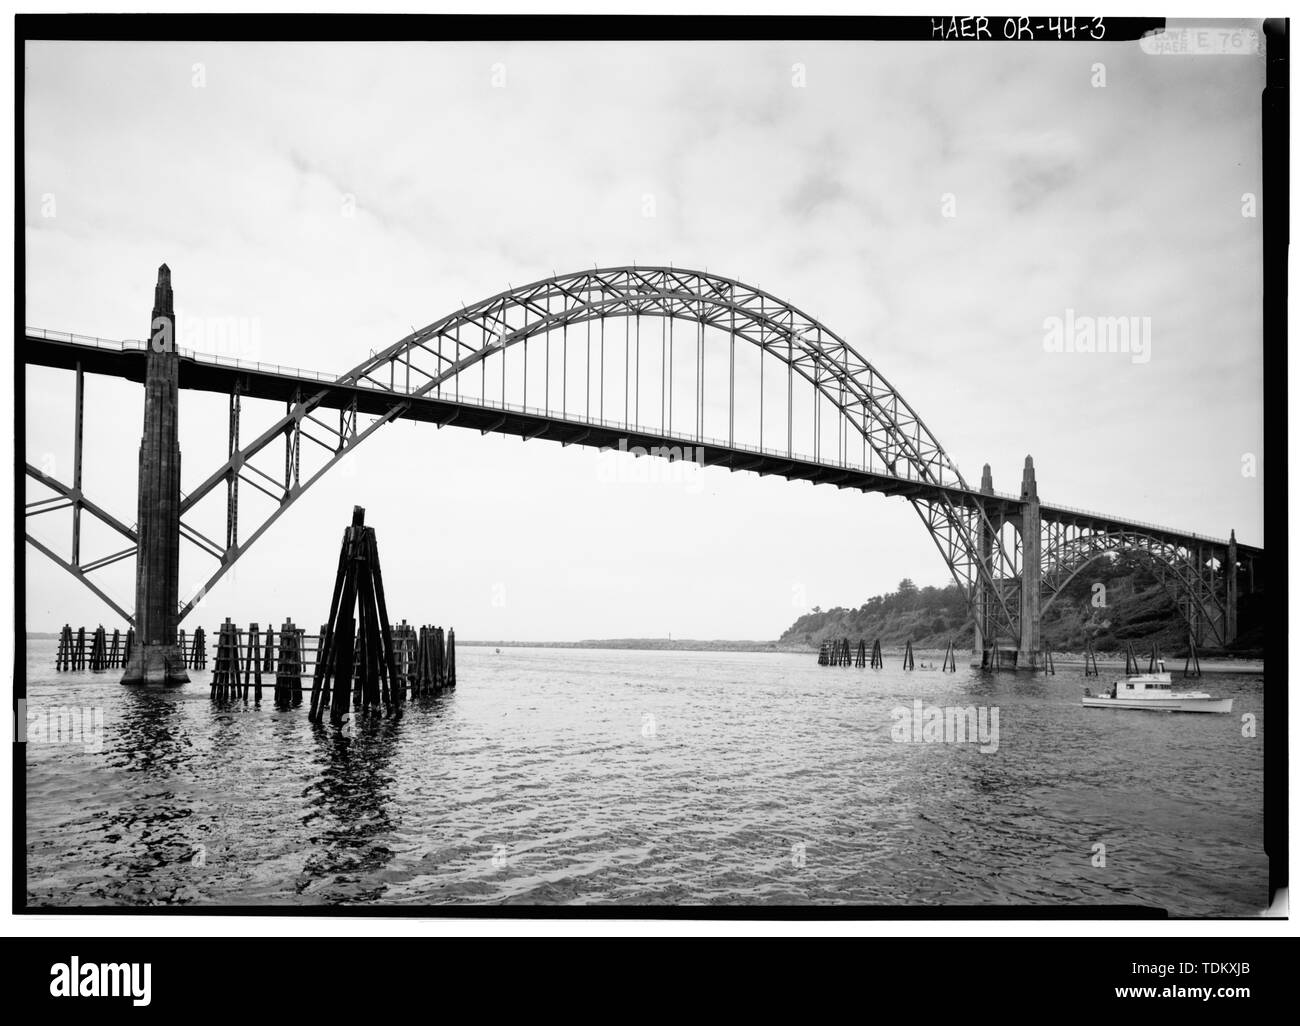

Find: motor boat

[1082,659,1232,714]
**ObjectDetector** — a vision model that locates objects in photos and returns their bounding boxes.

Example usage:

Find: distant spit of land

[455,640,1263,672]
[24,632,1263,672]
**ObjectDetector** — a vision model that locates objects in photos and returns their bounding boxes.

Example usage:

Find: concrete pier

[1017,455,1042,665]
[1226,529,1238,645]
[973,463,994,658]
[121,265,189,685]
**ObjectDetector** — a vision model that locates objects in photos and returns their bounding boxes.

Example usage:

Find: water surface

[24,641,1267,912]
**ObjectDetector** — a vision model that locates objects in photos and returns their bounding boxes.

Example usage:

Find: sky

[22,32,1266,640]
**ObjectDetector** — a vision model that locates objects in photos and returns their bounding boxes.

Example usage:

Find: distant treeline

[780,552,1264,656]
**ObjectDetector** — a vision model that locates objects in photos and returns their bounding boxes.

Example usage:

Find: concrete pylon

[121,265,189,685]
[974,463,994,663]
[1017,455,1041,665]
[1226,529,1238,646]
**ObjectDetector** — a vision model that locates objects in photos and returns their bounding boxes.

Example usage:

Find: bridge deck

[24,330,1260,556]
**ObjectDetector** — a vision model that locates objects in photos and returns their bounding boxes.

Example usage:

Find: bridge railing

[26,327,339,385]
[28,327,980,489]
[27,326,1244,549]
[1039,499,1230,547]
[427,391,1235,548]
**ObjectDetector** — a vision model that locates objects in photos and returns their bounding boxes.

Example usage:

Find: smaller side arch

[1041,530,1229,647]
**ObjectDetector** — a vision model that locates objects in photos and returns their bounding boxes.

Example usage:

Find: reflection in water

[298,712,404,902]
[92,689,199,904]
[110,688,194,775]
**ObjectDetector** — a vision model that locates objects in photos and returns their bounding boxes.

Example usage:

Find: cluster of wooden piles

[309,507,410,726]
[208,618,307,708]
[816,637,958,672]
[392,621,457,697]
[200,610,459,715]
[1117,638,1200,679]
[54,624,131,671]
[177,627,207,670]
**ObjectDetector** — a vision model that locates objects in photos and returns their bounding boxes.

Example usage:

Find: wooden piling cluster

[210,618,242,700]
[413,625,442,694]
[187,627,207,669]
[410,624,457,694]
[241,623,263,703]
[826,639,857,663]
[55,625,77,670]
[308,506,400,726]
[56,624,129,670]
[205,616,309,702]
[817,638,852,666]
[193,611,456,713]
[202,619,307,704]
[274,621,303,709]
[392,621,418,686]
[815,637,919,670]
[66,626,86,669]
[942,640,957,672]
[88,625,108,670]
[263,626,276,675]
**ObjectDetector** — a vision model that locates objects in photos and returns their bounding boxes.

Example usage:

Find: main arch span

[24,265,1261,675]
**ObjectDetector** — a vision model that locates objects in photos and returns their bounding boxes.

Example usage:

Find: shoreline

[455,639,1264,671]
[25,635,1265,673]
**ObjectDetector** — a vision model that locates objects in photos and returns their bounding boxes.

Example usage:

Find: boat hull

[1082,696,1233,714]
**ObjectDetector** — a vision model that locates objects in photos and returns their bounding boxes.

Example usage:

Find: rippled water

[23,639,1267,913]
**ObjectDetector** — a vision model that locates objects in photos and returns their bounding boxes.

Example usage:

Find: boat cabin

[1120,675,1172,692]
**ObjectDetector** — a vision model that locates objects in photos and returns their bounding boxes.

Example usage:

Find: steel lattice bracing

[1040,522,1242,648]
[24,266,1261,647]
[23,358,139,625]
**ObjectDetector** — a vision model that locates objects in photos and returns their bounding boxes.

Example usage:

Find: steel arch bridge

[24,265,1260,662]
